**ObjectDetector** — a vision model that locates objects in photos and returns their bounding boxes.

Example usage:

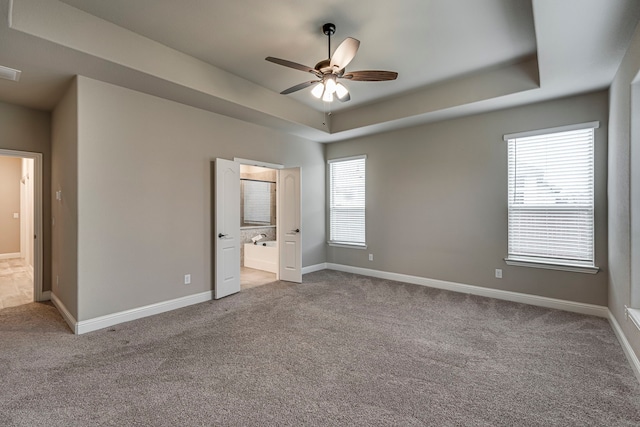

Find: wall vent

[0,65,21,82]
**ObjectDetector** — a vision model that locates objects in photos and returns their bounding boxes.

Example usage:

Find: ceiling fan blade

[341,70,398,81]
[280,80,320,95]
[266,57,321,77]
[330,37,360,70]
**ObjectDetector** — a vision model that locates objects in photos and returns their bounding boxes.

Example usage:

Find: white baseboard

[0,252,21,260]
[608,311,640,383]
[51,290,213,335]
[51,292,77,333]
[302,263,328,275]
[75,291,213,335]
[325,263,609,318]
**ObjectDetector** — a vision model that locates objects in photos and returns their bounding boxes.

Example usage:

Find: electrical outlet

[184,274,191,285]
[368,254,373,261]
[495,269,502,279]
[13,212,19,219]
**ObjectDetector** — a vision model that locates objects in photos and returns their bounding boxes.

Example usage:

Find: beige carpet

[1,269,639,426]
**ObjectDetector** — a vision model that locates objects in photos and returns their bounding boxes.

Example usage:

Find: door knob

[294,228,300,233]
[218,233,227,238]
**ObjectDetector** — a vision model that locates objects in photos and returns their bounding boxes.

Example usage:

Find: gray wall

[74,76,325,321]
[0,156,21,254]
[609,21,640,361]
[51,78,79,319]
[0,101,52,291]
[326,91,609,306]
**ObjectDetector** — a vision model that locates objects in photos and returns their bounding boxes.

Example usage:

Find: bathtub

[244,241,278,273]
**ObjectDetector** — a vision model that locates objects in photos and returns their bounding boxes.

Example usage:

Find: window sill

[328,242,368,249]
[504,257,599,274]
[627,308,640,332]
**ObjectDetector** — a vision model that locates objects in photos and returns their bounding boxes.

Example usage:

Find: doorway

[239,164,278,289]
[213,158,301,299]
[0,150,43,309]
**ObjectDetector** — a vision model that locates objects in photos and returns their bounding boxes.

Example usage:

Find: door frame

[0,149,44,301]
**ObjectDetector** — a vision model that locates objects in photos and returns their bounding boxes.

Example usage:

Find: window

[242,180,273,226]
[328,155,366,247]
[504,122,599,273]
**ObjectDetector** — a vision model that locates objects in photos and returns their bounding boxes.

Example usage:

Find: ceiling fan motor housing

[322,23,336,36]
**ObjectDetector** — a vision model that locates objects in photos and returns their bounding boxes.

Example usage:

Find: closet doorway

[0,149,44,309]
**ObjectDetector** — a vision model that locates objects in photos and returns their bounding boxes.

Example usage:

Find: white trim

[51,292,77,333]
[302,263,327,275]
[608,311,640,384]
[328,242,368,249]
[627,307,640,332]
[504,258,599,274]
[325,263,608,317]
[0,252,21,260]
[503,121,600,140]
[234,157,283,169]
[327,154,367,163]
[75,291,213,335]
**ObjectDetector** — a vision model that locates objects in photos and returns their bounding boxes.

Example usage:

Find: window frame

[503,122,600,274]
[327,155,367,249]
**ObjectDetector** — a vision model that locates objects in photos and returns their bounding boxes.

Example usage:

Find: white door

[214,158,240,299]
[278,167,301,283]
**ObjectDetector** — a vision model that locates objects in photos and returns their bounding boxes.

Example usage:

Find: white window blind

[507,126,596,267]
[329,156,366,246]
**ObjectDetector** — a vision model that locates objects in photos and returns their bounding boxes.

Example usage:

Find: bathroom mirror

[241,179,276,228]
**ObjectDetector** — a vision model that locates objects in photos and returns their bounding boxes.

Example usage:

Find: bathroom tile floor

[0,258,33,310]
[241,266,277,290]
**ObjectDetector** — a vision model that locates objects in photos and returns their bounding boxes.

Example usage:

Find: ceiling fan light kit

[266,23,398,103]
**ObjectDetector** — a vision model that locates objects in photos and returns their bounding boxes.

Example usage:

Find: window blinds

[329,156,366,246]
[507,127,595,266]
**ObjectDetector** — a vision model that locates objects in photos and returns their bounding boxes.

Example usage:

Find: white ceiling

[0,0,638,142]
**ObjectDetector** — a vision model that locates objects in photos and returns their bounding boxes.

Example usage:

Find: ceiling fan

[266,23,398,103]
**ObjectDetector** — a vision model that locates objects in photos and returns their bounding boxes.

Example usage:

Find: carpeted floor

[1,269,639,426]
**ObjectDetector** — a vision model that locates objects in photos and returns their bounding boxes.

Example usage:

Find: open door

[278,167,301,283]
[214,158,240,299]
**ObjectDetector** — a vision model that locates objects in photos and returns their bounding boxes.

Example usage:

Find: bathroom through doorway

[240,164,278,289]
